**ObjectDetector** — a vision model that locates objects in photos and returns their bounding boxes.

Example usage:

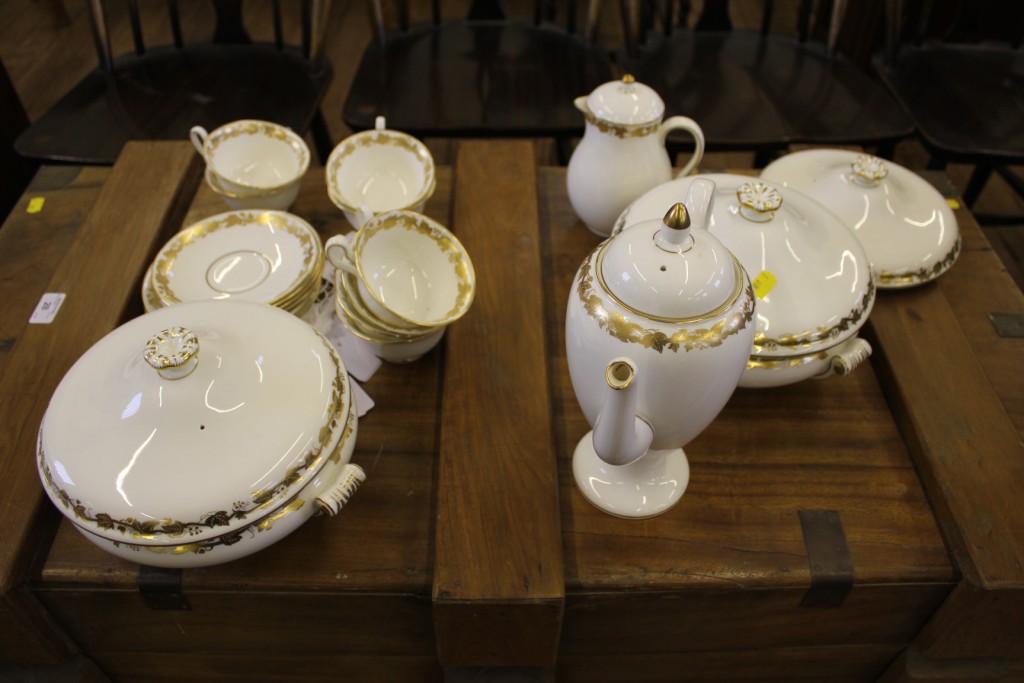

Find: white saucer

[150,210,321,306]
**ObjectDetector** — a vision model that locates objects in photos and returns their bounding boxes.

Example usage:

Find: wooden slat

[868,270,1024,589]
[433,140,564,667]
[0,141,200,595]
[0,166,110,379]
[866,193,1024,667]
[558,643,909,683]
[937,198,1024,434]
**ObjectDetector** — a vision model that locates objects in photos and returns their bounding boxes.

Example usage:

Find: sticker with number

[752,270,777,299]
[29,293,66,324]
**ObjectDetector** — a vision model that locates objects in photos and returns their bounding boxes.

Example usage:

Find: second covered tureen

[615,174,875,388]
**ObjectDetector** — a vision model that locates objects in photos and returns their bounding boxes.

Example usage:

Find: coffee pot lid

[584,74,665,126]
[598,194,743,321]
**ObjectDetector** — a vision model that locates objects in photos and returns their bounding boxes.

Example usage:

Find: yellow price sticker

[27,197,45,214]
[946,198,961,210]
[752,270,777,299]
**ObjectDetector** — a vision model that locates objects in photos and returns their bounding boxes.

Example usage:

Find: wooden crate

[3,141,1022,681]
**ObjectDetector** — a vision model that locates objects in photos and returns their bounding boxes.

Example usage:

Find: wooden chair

[14,0,335,166]
[342,0,614,158]
[618,0,915,166]
[1,58,36,223]
[875,0,1024,224]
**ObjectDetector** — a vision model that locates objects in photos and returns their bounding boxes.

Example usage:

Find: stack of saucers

[329,210,476,364]
[143,210,324,317]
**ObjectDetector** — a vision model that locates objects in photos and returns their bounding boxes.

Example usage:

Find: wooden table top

[0,139,1022,677]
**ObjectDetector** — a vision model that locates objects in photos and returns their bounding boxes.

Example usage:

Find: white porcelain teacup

[326,117,436,229]
[191,119,310,209]
[325,211,475,329]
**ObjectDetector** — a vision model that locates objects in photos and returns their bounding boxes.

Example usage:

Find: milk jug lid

[585,74,665,126]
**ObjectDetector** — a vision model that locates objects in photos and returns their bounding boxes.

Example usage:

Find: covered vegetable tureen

[37,299,364,568]
[760,149,960,288]
[615,174,875,388]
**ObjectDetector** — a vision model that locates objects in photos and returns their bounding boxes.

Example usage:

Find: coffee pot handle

[659,116,705,178]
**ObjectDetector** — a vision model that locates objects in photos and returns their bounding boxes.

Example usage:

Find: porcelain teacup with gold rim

[325,211,475,330]
[190,119,310,207]
[326,117,436,229]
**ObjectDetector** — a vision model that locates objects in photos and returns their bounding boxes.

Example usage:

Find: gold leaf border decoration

[877,236,961,287]
[752,279,876,354]
[576,247,755,354]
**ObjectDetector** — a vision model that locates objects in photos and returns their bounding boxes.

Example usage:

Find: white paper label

[351,380,375,418]
[29,293,66,324]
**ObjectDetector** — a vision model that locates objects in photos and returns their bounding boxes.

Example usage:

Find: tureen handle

[316,463,366,516]
[815,337,872,380]
[144,327,200,380]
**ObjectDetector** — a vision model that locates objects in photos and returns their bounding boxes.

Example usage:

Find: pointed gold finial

[622,73,636,84]
[662,203,691,231]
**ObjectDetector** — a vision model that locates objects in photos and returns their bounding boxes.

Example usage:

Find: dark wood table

[0,140,1021,682]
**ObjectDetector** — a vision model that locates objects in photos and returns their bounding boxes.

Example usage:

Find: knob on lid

[584,74,665,126]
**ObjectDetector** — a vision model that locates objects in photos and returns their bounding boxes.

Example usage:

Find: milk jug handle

[659,116,706,178]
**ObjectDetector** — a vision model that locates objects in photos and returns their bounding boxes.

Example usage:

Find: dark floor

[1,0,1021,288]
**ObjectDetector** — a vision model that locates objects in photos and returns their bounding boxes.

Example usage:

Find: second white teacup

[191,119,310,207]
[326,117,436,229]
[325,211,475,329]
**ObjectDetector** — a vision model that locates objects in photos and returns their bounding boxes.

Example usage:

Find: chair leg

[996,166,1024,201]
[310,108,333,165]
[963,164,994,207]
[753,148,779,169]
[874,140,896,160]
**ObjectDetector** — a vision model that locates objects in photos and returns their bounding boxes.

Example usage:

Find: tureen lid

[584,74,665,126]
[599,189,741,321]
[613,174,874,357]
[760,149,960,288]
[38,299,351,546]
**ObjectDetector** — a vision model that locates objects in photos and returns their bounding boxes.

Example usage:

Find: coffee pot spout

[592,359,654,467]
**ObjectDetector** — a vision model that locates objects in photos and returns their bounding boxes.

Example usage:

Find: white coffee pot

[565,179,755,518]
[567,74,705,237]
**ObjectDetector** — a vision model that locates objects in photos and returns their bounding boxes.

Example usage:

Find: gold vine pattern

[746,351,829,369]
[207,121,309,171]
[38,335,348,541]
[105,498,308,557]
[752,279,876,353]
[877,236,960,287]
[358,214,473,320]
[581,110,660,138]
[326,131,435,210]
[576,250,755,353]
[110,396,359,557]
